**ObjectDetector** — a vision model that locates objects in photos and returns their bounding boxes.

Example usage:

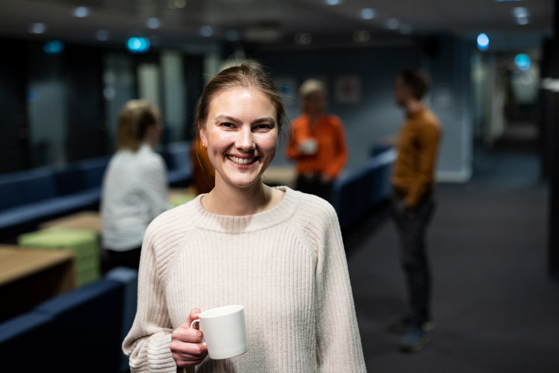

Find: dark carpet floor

[345,144,559,372]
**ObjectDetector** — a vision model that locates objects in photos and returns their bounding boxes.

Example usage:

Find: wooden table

[0,245,76,322]
[40,211,101,234]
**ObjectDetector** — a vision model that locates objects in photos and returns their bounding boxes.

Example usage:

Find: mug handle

[189,319,206,345]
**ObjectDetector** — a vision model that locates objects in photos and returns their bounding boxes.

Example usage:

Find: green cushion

[18,229,100,285]
[170,193,195,207]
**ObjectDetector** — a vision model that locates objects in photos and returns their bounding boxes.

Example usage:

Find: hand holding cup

[170,308,208,368]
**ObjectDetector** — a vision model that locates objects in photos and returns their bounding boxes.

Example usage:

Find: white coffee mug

[190,305,248,360]
[301,138,318,155]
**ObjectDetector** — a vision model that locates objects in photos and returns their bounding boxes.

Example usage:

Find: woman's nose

[236,127,255,150]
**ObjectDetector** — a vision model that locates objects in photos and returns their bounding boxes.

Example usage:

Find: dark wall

[184,54,205,140]
[544,0,559,279]
[0,39,31,173]
[65,45,108,162]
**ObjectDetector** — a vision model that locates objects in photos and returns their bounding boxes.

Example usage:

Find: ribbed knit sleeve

[123,217,184,373]
[296,196,367,372]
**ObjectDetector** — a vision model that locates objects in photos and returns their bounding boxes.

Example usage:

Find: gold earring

[203,144,207,150]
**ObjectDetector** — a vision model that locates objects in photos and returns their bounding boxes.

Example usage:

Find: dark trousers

[296,174,333,203]
[390,192,436,325]
[100,246,141,275]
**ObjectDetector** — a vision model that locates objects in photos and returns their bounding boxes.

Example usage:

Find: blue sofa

[0,156,109,241]
[333,147,396,230]
[0,142,192,241]
[0,267,139,373]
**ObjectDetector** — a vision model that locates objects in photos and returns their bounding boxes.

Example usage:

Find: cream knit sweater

[123,187,367,372]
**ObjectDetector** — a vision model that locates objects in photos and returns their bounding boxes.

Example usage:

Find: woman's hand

[170,308,208,368]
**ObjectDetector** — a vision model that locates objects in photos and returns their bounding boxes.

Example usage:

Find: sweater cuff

[147,333,177,372]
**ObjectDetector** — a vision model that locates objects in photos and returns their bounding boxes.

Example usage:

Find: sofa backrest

[0,168,58,211]
[0,179,25,211]
[73,156,110,189]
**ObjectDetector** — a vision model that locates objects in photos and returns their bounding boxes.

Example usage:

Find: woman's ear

[198,121,207,145]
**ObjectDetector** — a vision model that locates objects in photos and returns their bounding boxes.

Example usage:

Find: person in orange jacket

[286,79,348,203]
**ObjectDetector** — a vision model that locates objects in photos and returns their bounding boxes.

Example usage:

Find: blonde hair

[116,100,158,151]
[299,79,326,114]
[299,79,326,99]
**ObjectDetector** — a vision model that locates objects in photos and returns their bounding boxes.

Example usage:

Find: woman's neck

[201,180,283,216]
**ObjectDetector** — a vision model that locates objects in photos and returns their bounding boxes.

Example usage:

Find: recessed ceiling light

[147,17,161,29]
[400,23,412,34]
[126,37,150,53]
[353,30,370,43]
[360,8,375,20]
[28,23,46,34]
[44,40,64,54]
[325,0,342,5]
[96,30,110,41]
[515,53,531,70]
[201,25,213,37]
[513,7,529,18]
[295,33,312,45]
[73,6,90,18]
[226,30,241,42]
[477,33,489,51]
[175,0,187,8]
[387,18,399,30]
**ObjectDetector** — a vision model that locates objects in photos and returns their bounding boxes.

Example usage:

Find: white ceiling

[0,0,554,51]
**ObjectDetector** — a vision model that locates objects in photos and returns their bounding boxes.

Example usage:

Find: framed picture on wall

[334,75,361,104]
[274,77,298,107]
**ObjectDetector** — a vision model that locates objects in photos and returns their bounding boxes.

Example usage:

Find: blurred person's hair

[117,99,158,151]
[299,79,327,115]
[299,79,326,99]
[399,69,431,101]
[194,63,288,136]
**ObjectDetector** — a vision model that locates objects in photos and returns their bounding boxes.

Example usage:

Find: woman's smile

[227,155,258,166]
[200,86,278,190]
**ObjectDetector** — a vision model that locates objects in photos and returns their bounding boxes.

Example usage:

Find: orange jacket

[286,114,348,179]
[391,106,442,208]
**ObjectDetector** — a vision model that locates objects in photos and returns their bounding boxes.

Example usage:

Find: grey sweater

[123,187,367,372]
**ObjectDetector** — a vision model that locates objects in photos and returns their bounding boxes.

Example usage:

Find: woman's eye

[221,122,234,128]
[254,124,272,131]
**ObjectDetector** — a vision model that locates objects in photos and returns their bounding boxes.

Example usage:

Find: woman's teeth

[228,156,255,165]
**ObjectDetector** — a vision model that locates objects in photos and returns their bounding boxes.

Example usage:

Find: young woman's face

[200,86,278,190]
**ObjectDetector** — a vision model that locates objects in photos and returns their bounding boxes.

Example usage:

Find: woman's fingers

[185,307,202,327]
[171,311,208,368]
[172,324,204,343]
[170,339,208,361]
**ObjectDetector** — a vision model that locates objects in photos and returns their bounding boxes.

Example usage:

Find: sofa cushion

[34,279,124,372]
[0,311,54,370]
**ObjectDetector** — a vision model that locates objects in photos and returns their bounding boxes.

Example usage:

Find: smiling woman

[122,64,367,373]
[199,87,280,213]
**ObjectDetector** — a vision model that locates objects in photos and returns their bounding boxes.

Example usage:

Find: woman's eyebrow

[252,117,276,125]
[214,115,276,126]
[214,114,242,124]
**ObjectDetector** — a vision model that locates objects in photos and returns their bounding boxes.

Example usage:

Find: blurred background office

[0,0,558,372]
